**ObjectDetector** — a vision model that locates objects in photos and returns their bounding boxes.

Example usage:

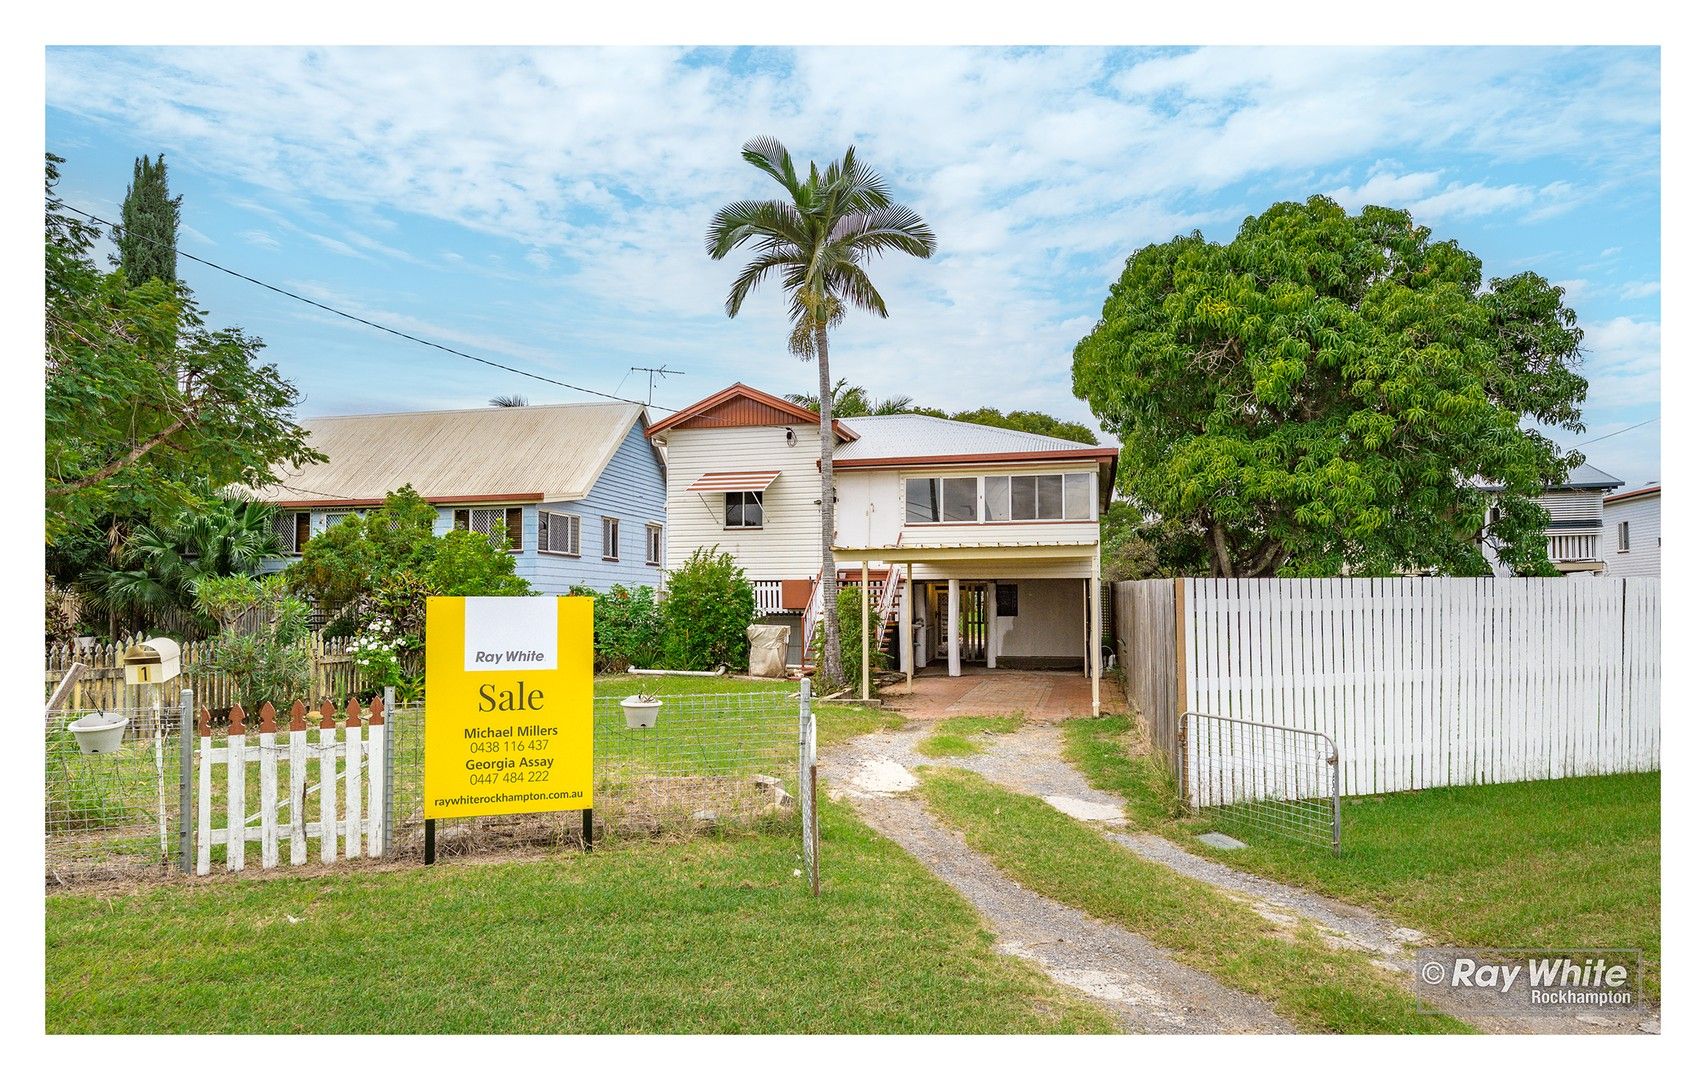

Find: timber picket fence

[195,697,389,875]
[44,631,366,714]
[1113,576,1661,802]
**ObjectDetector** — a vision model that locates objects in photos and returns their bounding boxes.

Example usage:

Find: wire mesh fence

[388,690,802,857]
[1179,711,1341,854]
[46,701,186,885]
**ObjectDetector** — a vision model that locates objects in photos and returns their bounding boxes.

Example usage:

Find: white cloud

[1578,316,1660,410]
[240,229,280,249]
[1619,280,1660,299]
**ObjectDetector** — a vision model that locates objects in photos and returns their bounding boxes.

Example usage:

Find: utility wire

[1566,416,1659,450]
[51,198,673,413]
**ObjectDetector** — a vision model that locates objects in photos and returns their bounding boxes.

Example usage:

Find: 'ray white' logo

[1415,949,1642,1015]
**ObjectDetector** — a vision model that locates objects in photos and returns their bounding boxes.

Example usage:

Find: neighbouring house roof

[686,469,782,492]
[1605,483,1661,505]
[831,413,1118,467]
[242,402,650,506]
[645,383,859,441]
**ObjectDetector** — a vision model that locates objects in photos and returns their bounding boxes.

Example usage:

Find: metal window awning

[687,470,781,493]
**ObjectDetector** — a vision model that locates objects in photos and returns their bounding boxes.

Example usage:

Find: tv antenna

[628,365,684,406]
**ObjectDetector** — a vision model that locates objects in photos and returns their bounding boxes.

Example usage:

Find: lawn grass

[46,799,1115,1034]
[591,673,904,749]
[916,714,1025,758]
[1064,714,1661,999]
[917,767,1472,1034]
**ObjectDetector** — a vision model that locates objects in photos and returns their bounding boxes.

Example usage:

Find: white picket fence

[1116,576,1661,801]
[196,698,388,875]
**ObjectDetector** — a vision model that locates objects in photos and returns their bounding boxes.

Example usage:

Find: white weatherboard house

[1603,484,1660,578]
[1482,461,1623,576]
[246,402,667,596]
[647,384,1118,710]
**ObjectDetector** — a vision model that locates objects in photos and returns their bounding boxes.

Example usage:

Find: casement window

[602,516,621,561]
[645,523,663,566]
[453,506,524,553]
[724,490,764,529]
[538,510,582,557]
[985,472,1095,522]
[274,511,311,555]
[904,477,978,523]
[1618,521,1631,553]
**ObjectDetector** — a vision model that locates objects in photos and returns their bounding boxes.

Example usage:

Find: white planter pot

[620,696,661,729]
[67,712,129,754]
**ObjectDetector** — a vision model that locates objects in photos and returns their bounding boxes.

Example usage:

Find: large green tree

[113,154,182,285]
[45,155,322,547]
[1072,196,1585,577]
[707,137,936,685]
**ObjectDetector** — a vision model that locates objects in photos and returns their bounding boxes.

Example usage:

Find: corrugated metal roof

[242,402,647,504]
[686,469,781,492]
[832,414,1108,461]
[1564,462,1623,489]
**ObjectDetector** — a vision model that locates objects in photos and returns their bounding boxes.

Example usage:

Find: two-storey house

[647,384,1118,712]
[1481,461,1623,576]
[246,402,666,595]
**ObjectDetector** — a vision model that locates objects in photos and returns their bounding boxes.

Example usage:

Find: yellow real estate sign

[424,595,593,820]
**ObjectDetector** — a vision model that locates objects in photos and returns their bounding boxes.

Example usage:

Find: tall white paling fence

[1114,577,1661,803]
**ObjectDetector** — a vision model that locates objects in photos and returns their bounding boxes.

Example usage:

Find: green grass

[591,673,903,749]
[917,768,1471,1034]
[916,714,1025,758]
[46,800,1115,1034]
[1065,714,1661,999]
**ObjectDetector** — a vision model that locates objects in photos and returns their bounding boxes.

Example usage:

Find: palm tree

[83,498,281,633]
[489,394,529,408]
[784,380,916,417]
[707,137,936,685]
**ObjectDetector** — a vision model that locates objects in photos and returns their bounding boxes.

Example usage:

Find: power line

[51,198,674,413]
[1566,416,1659,450]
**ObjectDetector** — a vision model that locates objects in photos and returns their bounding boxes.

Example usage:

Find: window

[274,511,310,555]
[539,511,581,556]
[724,490,764,528]
[453,506,523,552]
[322,511,359,533]
[646,523,662,566]
[996,583,1019,617]
[904,477,978,523]
[602,516,621,561]
[983,472,1096,522]
[1618,521,1631,553]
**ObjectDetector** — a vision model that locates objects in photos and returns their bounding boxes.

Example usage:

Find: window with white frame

[539,510,581,556]
[986,472,1095,522]
[646,523,662,566]
[602,516,620,561]
[904,477,978,523]
[1618,521,1631,552]
[274,510,310,555]
[453,506,523,552]
[724,490,764,528]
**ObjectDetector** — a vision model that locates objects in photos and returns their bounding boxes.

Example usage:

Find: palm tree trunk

[815,323,845,686]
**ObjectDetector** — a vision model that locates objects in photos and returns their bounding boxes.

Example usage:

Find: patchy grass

[1065,714,1661,999]
[592,674,903,749]
[917,714,1025,758]
[917,767,1471,1034]
[46,800,1115,1035]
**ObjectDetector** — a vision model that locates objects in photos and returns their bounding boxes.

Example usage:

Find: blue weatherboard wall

[510,418,667,595]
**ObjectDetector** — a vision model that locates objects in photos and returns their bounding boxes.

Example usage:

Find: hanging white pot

[620,695,661,729]
[67,711,129,754]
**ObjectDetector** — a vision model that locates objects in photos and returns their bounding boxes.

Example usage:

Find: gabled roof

[644,383,858,441]
[1476,460,1624,494]
[832,413,1114,464]
[243,401,650,506]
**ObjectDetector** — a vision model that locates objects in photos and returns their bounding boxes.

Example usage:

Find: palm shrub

[660,547,755,671]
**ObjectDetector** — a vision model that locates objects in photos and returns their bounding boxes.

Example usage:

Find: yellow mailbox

[122,637,182,686]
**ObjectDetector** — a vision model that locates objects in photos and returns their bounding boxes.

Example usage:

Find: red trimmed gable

[645,383,858,441]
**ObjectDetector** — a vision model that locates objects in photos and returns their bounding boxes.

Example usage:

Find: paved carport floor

[879,669,1127,720]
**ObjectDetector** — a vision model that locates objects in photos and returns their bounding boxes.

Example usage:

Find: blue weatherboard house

[247,402,666,594]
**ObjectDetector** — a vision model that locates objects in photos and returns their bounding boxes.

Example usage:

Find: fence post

[798,677,818,897]
[178,689,193,874]
[383,686,395,857]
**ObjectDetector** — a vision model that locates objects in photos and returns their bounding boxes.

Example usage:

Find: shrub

[660,547,755,671]
[578,585,664,673]
[187,577,311,711]
[831,584,887,688]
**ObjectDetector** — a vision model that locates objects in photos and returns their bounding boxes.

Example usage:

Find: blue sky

[45,46,1660,486]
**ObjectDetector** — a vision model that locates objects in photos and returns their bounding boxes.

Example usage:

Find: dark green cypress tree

[113,154,182,285]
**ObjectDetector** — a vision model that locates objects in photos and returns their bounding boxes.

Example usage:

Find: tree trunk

[815,324,845,686]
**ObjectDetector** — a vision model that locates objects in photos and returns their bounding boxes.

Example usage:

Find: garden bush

[659,547,755,671]
[573,584,664,673]
[186,576,311,711]
[827,584,887,688]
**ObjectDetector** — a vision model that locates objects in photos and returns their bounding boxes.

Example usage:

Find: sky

[44,45,1661,487]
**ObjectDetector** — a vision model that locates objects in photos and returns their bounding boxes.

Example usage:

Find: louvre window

[539,511,581,556]
[453,506,524,552]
